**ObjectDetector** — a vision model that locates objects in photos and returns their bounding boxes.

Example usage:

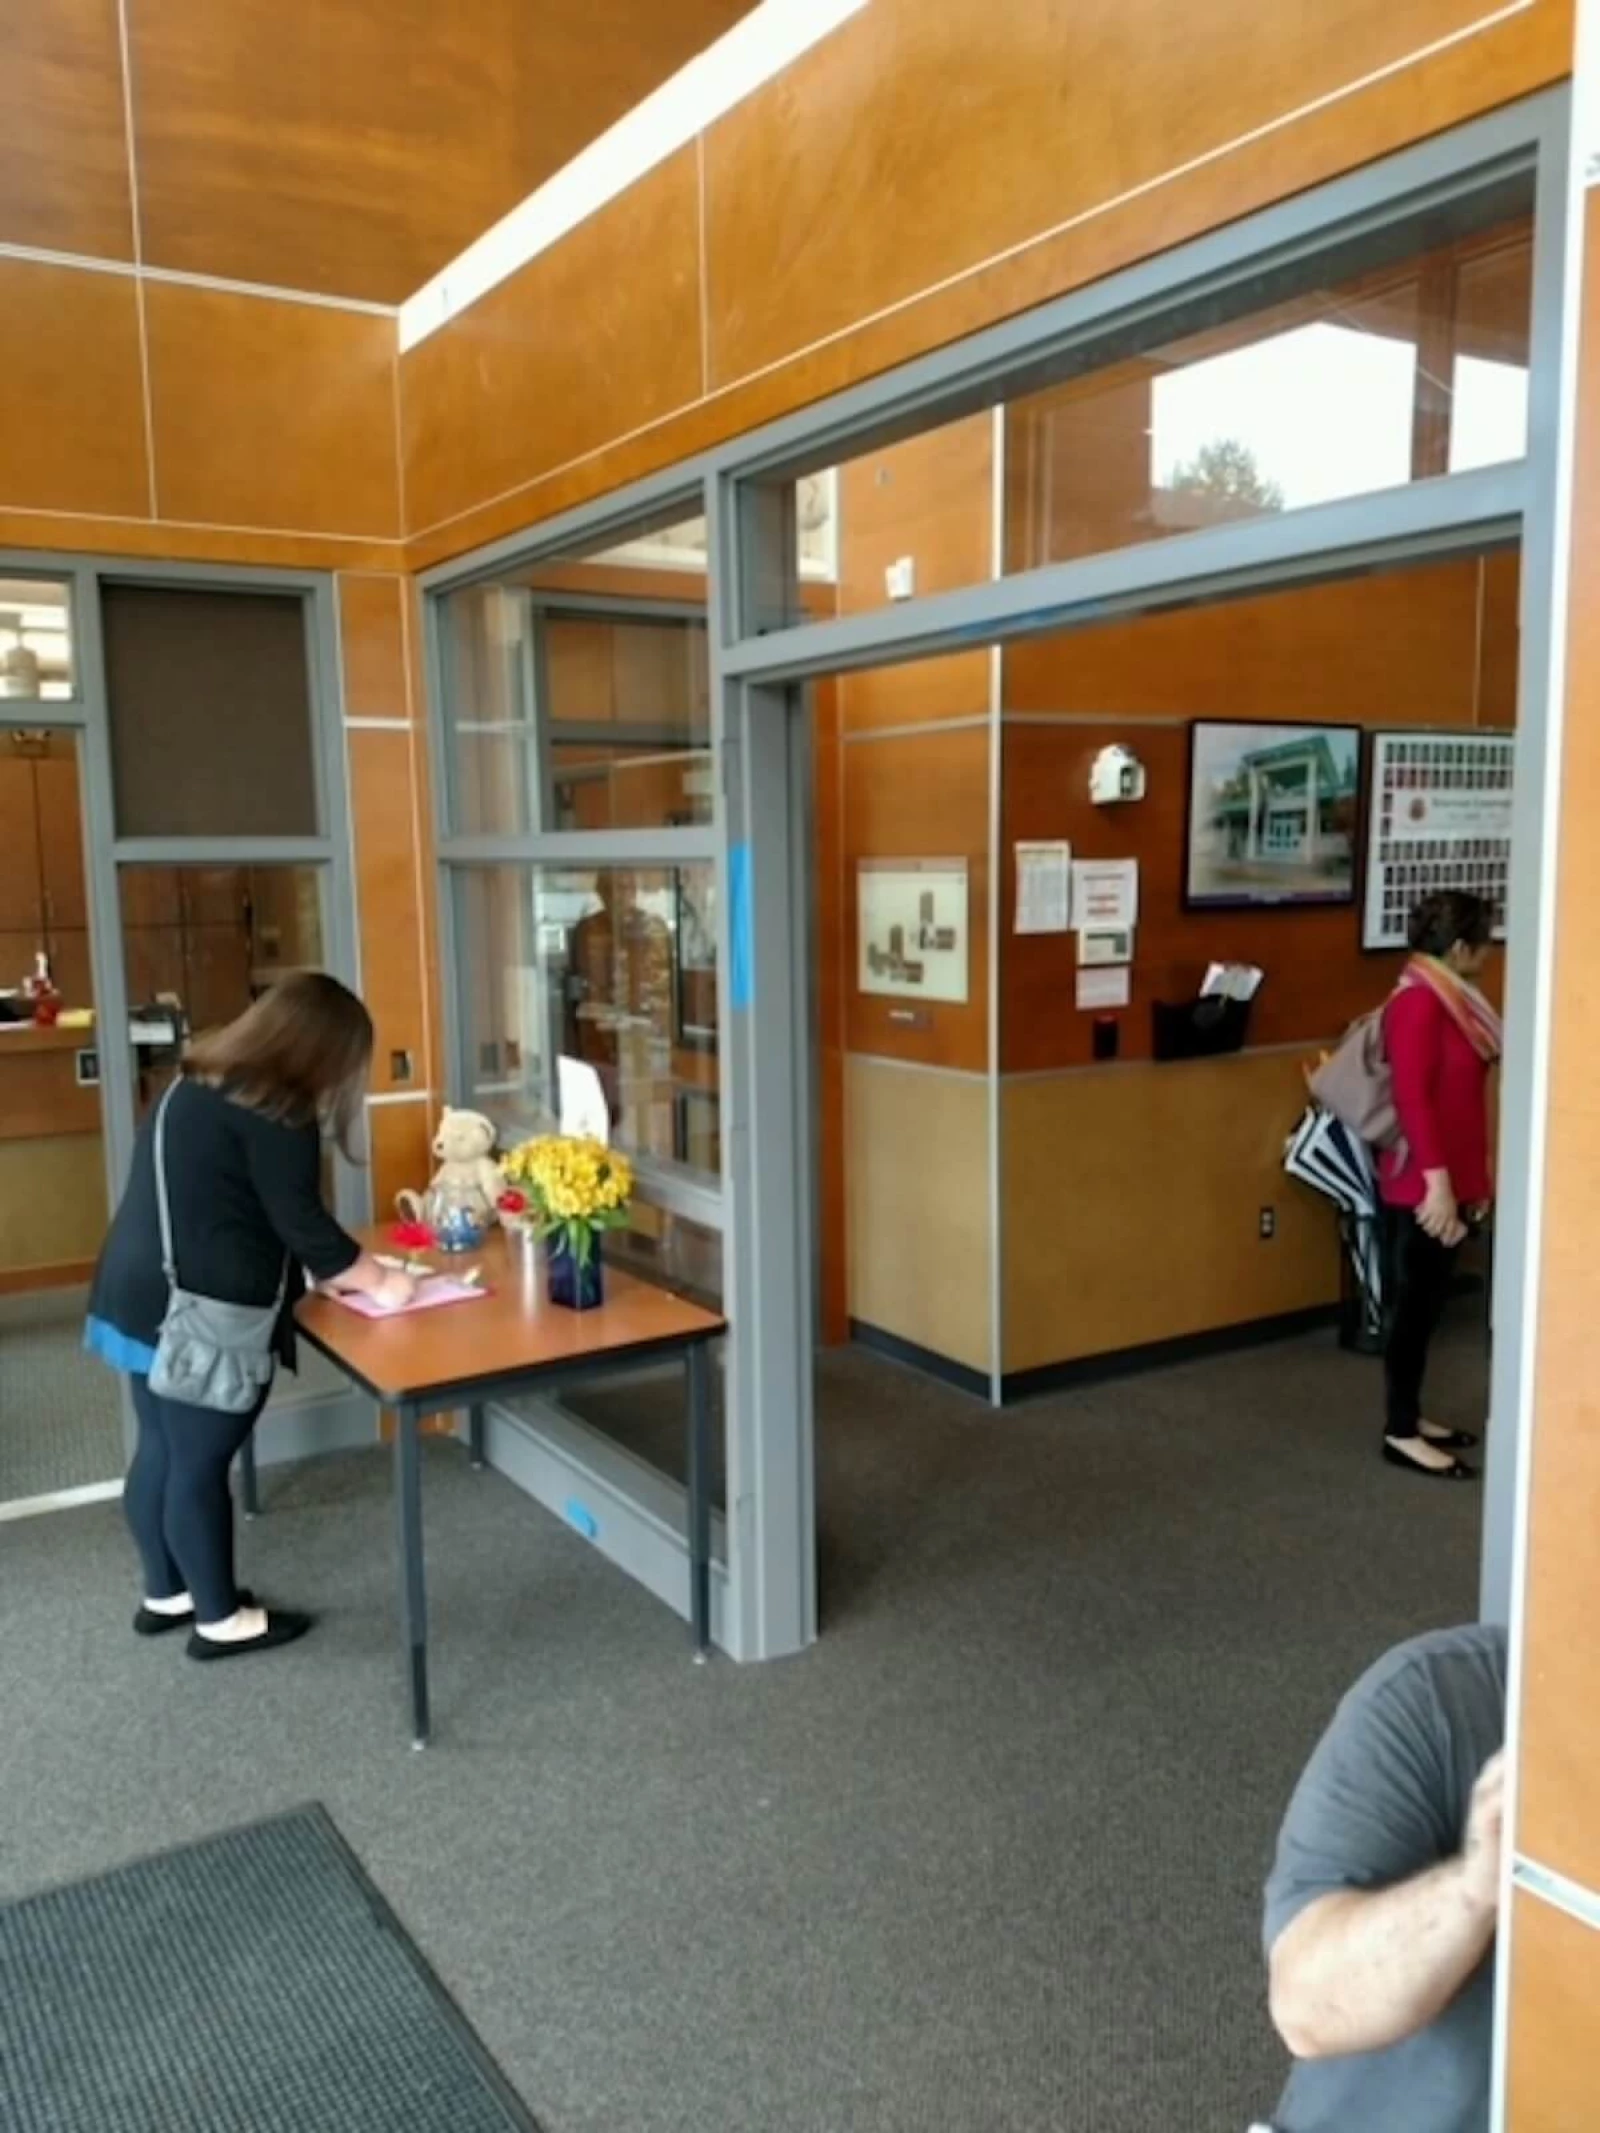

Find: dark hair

[1407,889,1492,959]
[184,971,373,1156]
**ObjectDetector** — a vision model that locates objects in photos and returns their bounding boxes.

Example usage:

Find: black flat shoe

[134,1589,258,1637]
[186,1609,313,1661]
[1383,1442,1479,1481]
[1419,1425,1481,1450]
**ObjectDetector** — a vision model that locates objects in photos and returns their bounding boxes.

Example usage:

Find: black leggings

[1382,1210,1462,1439]
[125,1374,270,1621]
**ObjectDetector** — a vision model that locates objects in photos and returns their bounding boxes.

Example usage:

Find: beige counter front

[0,1024,108,1292]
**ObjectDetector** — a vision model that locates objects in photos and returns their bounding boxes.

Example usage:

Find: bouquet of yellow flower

[501,1135,634,1271]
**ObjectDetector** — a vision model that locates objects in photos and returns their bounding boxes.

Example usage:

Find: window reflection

[455,863,719,1185]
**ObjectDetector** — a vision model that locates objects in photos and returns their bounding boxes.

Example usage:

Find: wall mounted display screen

[1362,731,1514,950]
[1184,721,1362,909]
[857,859,969,1003]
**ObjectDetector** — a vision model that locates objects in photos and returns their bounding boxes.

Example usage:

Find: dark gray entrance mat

[0,1806,542,2132]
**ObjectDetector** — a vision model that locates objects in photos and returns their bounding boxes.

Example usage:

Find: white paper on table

[557,1055,610,1143]
[1014,841,1072,934]
[1075,965,1131,1011]
[1071,857,1139,932]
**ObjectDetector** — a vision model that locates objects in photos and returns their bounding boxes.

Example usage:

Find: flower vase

[546,1236,604,1311]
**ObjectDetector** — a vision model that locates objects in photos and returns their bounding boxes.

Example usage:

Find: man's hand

[1458,1751,1506,1916]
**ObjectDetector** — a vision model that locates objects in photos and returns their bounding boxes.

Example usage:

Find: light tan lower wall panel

[845,1056,991,1375]
[0,1134,108,1274]
[1002,1054,1340,1374]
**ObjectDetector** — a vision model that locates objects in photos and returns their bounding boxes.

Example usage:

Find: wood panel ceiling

[0,0,753,303]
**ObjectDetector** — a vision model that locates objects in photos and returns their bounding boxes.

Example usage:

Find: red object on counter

[391,1219,436,1249]
[497,1189,528,1216]
[32,990,60,1026]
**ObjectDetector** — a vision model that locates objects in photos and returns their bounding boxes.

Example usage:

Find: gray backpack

[147,1081,287,1413]
[1307,1005,1400,1149]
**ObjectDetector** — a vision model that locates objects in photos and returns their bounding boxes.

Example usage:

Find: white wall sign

[858,859,970,1004]
[1014,841,1072,934]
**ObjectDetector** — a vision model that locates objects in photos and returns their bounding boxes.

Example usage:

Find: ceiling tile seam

[0,502,405,546]
[0,241,398,320]
[115,0,158,517]
[696,131,711,402]
[401,0,1542,547]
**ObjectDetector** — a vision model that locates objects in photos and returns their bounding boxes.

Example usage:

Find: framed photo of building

[1184,721,1363,909]
[1361,731,1514,951]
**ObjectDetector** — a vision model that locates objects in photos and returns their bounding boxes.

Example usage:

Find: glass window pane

[445,599,712,836]
[0,579,73,701]
[454,861,719,1185]
[790,195,1532,631]
[120,862,325,1121]
[103,586,318,839]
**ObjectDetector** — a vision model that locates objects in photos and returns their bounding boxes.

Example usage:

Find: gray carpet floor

[0,1288,123,1504]
[0,1310,1486,2133]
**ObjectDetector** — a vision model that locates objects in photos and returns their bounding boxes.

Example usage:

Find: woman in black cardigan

[87,972,415,1660]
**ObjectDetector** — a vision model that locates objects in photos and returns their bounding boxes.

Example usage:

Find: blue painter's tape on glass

[730,841,753,1010]
[565,1499,599,1541]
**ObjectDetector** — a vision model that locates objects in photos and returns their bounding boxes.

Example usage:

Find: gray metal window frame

[0,554,362,1469]
[420,86,1568,1675]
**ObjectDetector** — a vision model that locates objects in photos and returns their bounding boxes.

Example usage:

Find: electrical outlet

[1259,1206,1277,1240]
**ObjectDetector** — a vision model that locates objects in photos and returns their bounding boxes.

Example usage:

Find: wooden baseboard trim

[0,1260,94,1296]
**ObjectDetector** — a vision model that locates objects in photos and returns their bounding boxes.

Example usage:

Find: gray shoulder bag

[147,1081,287,1414]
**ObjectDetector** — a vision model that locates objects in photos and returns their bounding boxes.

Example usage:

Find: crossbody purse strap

[153,1078,181,1292]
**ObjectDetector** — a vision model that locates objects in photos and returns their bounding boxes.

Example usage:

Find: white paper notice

[1014,841,1072,934]
[1072,858,1139,932]
[557,1055,610,1143]
[1076,965,1131,1012]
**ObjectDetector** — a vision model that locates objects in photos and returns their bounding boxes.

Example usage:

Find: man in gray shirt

[1262,1623,1507,2133]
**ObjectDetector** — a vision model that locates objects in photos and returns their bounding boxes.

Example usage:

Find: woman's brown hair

[184,971,373,1156]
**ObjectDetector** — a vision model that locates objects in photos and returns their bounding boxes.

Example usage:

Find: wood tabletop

[295,1226,726,1407]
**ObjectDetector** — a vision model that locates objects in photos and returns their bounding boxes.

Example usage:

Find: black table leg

[394,1403,430,1748]
[468,1403,486,1470]
[686,1340,712,1661]
[238,1432,260,1520]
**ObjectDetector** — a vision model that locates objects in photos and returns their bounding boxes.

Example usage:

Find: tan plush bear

[395,1107,505,1227]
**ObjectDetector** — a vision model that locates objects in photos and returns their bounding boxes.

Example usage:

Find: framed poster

[1185,722,1362,909]
[1362,731,1514,951]
[858,858,969,1004]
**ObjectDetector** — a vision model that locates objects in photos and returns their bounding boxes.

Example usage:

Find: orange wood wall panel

[1504,1894,1600,2132]
[0,261,149,519]
[701,0,1547,384]
[0,0,132,260]
[367,1098,435,1229]
[1515,201,1600,1897]
[347,726,427,1099]
[403,151,702,540]
[843,723,990,1072]
[339,574,412,722]
[1004,556,1513,721]
[126,0,748,303]
[143,285,401,539]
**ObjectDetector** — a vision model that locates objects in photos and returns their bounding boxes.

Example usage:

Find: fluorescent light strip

[399,0,869,353]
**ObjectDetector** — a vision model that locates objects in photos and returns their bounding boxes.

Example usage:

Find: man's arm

[1269,1750,1503,2061]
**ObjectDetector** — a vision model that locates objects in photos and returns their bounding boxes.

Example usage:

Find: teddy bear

[395,1107,505,1229]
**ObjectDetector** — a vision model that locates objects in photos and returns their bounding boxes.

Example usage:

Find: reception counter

[0,1023,107,1293]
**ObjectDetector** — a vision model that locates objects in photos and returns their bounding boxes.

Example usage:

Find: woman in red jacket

[1380,889,1501,1480]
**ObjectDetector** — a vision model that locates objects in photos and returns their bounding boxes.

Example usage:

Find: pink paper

[332,1278,490,1319]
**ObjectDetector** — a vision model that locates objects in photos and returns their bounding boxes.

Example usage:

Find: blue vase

[547,1237,604,1311]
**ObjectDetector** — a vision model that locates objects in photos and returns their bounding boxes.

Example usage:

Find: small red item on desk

[392,1220,435,1249]
[497,1189,528,1217]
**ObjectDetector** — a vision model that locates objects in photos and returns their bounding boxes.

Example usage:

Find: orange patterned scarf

[1400,955,1503,1064]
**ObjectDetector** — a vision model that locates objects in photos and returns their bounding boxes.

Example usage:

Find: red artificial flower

[497,1189,529,1215]
[392,1220,436,1249]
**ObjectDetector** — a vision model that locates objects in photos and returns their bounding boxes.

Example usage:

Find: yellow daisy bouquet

[501,1135,634,1270]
